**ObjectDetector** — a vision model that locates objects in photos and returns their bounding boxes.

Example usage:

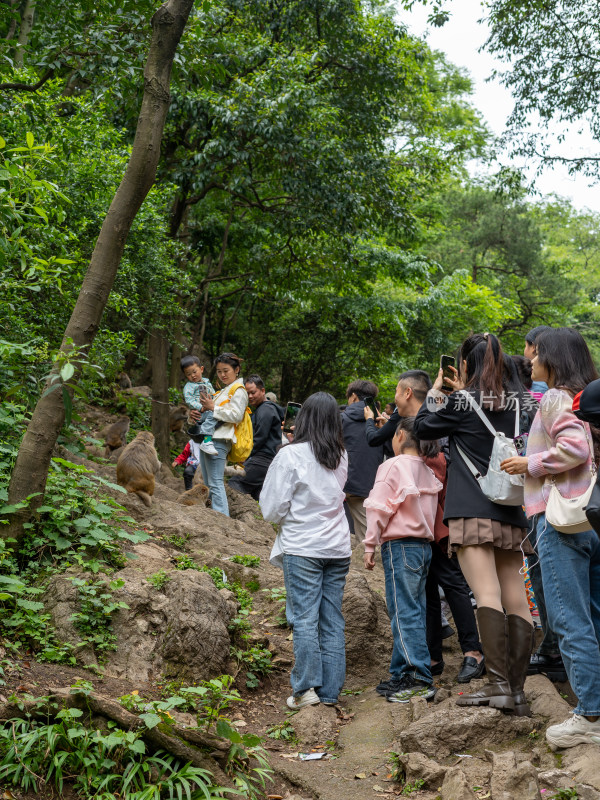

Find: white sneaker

[546,713,600,748]
[286,688,320,709]
[199,440,218,456]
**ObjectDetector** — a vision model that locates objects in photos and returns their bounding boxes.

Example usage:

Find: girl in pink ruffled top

[363,416,443,704]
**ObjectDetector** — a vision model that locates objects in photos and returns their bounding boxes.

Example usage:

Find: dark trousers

[183,464,196,491]
[426,541,481,662]
[228,454,273,501]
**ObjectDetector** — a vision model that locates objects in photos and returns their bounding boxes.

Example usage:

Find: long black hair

[461,333,510,411]
[396,417,440,459]
[291,392,345,470]
[535,328,599,396]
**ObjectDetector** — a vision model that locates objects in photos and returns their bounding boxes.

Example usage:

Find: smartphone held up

[440,354,455,393]
[283,402,302,434]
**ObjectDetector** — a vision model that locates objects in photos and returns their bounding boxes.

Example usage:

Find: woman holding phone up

[259,393,351,709]
[414,334,535,716]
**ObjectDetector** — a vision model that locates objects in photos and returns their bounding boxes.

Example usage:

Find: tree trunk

[150,329,171,463]
[14,0,34,66]
[6,0,195,545]
[169,339,183,388]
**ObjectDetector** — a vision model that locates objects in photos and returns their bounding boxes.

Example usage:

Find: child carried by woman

[364,417,442,703]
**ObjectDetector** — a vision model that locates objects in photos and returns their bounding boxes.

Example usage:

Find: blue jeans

[199,439,231,516]
[536,513,600,715]
[198,409,217,437]
[282,555,350,703]
[382,538,432,685]
[528,516,560,656]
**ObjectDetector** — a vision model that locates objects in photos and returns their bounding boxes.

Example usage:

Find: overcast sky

[398,0,600,213]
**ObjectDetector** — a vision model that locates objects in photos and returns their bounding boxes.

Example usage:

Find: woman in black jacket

[414,334,534,716]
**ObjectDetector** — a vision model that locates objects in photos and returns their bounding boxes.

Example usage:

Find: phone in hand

[363,396,380,419]
[440,354,456,392]
[283,402,302,434]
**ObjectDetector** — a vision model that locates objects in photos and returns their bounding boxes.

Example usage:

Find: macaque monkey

[116,372,132,389]
[116,431,161,507]
[176,482,209,507]
[102,416,130,458]
[169,405,189,433]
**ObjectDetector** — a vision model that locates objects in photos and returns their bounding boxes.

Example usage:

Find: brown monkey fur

[116,372,132,389]
[116,431,161,507]
[102,416,130,457]
[169,404,189,433]
[176,483,209,507]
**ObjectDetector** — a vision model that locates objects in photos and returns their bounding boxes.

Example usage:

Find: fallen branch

[0,690,233,786]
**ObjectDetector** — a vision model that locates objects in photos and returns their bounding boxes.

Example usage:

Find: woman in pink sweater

[501,327,600,750]
[364,417,442,704]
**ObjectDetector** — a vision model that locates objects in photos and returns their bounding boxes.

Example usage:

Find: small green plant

[528,728,540,740]
[388,750,406,783]
[401,777,425,795]
[231,645,274,689]
[266,720,296,741]
[230,554,260,568]
[123,675,243,731]
[261,586,287,626]
[70,577,129,658]
[161,531,190,549]
[550,789,579,800]
[147,569,170,590]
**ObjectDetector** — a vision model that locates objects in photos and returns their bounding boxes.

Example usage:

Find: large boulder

[44,566,237,683]
[399,701,537,759]
[342,571,392,684]
[488,750,540,800]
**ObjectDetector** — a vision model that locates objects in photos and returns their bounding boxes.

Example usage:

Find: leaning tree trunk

[149,328,171,464]
[6,0,195,545]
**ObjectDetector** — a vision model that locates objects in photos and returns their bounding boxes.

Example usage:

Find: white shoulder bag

[544,423,597,534]
[455,391,524,507]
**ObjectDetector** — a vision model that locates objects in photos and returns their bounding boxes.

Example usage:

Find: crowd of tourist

[176,328,600,751]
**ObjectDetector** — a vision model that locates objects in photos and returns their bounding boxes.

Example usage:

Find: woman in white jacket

[259,392,351,709]
[193,353,248,516]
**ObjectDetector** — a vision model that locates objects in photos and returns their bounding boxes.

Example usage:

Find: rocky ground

[1,404,599,800]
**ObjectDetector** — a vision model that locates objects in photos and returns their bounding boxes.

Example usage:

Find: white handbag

[544,424,597,534]
[455,391,525,507]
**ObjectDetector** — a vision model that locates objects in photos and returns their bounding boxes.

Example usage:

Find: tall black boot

[456,607,515,712]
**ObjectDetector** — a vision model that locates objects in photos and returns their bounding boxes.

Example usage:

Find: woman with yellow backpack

[190,353,251,516]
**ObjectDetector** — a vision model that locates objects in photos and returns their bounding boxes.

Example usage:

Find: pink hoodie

[363,455,443,554]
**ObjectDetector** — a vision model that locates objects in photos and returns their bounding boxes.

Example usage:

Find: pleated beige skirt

[447,517,533,555]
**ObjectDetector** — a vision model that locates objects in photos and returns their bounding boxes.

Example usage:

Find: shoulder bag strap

[457,390,499,437]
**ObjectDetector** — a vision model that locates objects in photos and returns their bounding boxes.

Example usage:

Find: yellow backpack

[218,382,253,464]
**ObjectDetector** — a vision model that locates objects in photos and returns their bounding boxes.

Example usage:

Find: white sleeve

[212,386,248,424]
[259,451,295,524]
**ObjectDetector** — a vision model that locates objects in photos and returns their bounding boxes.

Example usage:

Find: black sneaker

[527,652,567,682]
[376,676,409,697]
[387,678,436,703]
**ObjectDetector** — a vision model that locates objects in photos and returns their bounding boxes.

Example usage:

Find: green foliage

[0,704,224,799]
[0,409,146,661]
[230,645,274,690]
[266,720,296,742]
[550,790,579,800]
[70,577,129,659]
[262,586,288,627]
[125,676,242,732]
[230,555,260,568]
[401,778,425,795]
[147,569,171,591]
[485,0,600,177]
